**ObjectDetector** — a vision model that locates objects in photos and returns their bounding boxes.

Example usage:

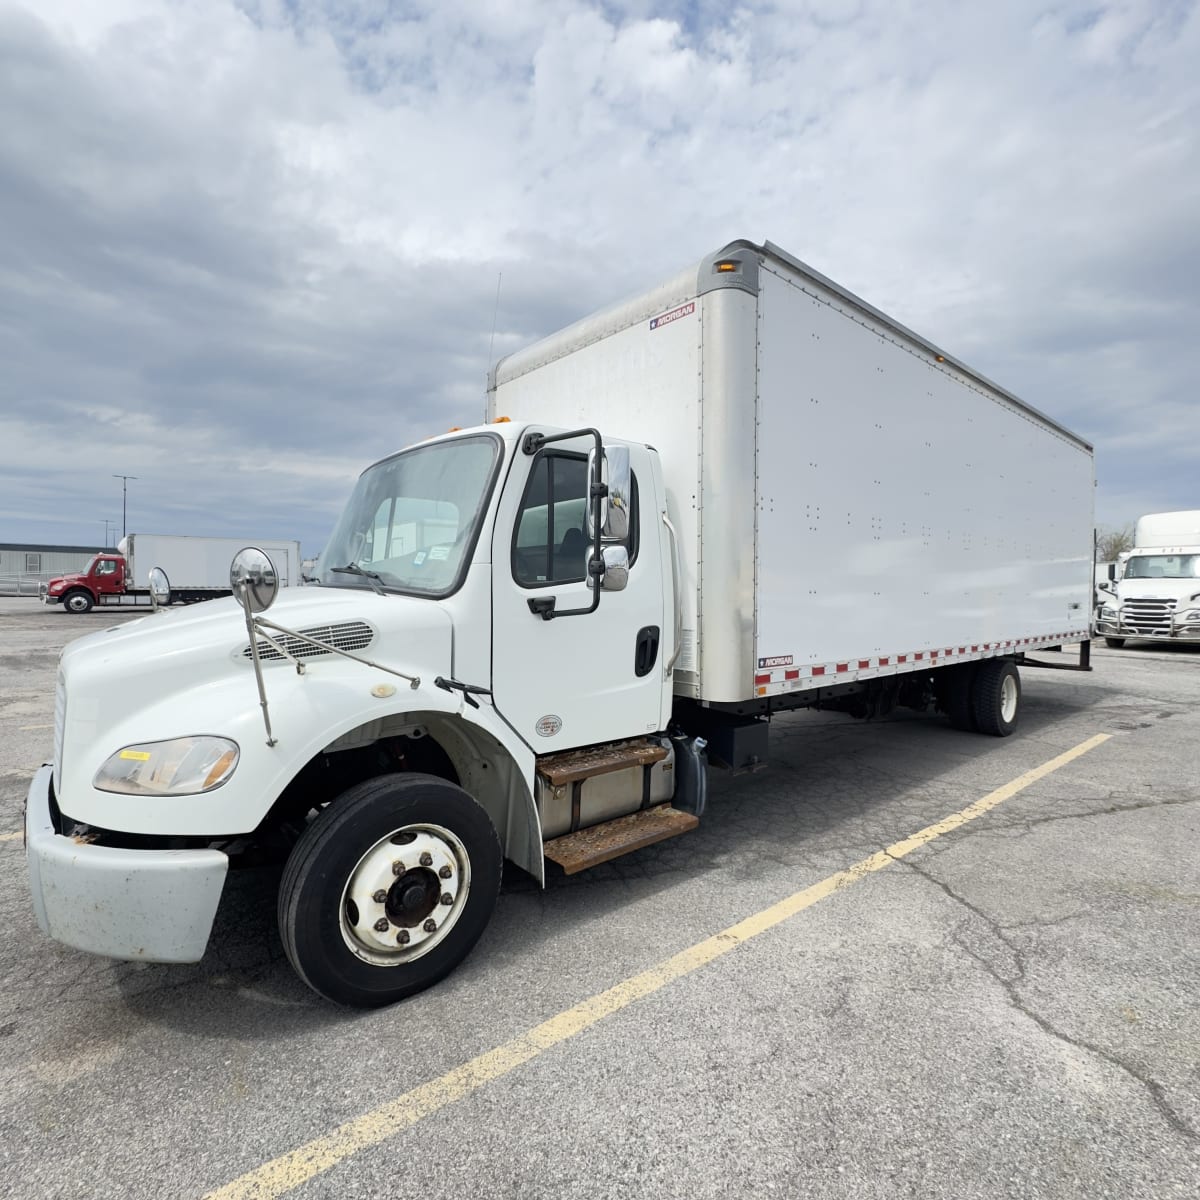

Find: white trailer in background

[1096,511,1200,646]
[27,239,1095,1008]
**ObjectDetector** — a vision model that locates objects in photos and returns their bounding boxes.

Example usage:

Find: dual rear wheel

[943,659,1021,737]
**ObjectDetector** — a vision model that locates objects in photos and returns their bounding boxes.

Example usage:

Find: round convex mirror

[230,547,279,614]
[148,567,171,610]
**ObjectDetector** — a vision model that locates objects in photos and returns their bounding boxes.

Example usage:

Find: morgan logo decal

[758,655,793,668]
[649,302,695,331]
[535,714,563,737]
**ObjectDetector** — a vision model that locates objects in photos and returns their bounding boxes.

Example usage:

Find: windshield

[318,434,502,596]
[1123,554,1200,580]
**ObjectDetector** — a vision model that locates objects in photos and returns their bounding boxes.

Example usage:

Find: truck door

[93,557,123,597]
[490,436,668,752]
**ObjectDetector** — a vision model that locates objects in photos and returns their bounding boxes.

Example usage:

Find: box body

[489,240,1095,703]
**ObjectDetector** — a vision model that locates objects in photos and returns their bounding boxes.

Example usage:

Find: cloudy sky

[1,0,1197,557]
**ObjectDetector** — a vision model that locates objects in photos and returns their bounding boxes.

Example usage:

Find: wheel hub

[339,824,470,965]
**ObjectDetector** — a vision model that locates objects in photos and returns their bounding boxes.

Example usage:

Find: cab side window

[512,452,641,587]
[513,453,589,586]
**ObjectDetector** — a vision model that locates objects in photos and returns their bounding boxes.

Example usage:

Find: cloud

[1,0,1197,554]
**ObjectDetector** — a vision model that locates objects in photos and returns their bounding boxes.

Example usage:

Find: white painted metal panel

[490,278,706,696]
[754,262,1094,685]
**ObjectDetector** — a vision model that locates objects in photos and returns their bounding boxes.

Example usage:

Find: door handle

[635,626,660,677]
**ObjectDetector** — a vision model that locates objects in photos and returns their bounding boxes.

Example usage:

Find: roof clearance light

[715,260,739,272]
[935,355,945,363]
[447,426,462,432]
[492,416,511,423]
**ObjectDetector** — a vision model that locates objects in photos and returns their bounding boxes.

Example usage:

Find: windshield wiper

[329,563,387,596]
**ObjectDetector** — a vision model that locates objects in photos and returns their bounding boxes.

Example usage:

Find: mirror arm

[242,606,278,747]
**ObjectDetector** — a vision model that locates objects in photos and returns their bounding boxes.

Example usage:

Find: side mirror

[148,567,171,611]
[587,445,631,543]
[587,545,629,592]
[230,547,279,615]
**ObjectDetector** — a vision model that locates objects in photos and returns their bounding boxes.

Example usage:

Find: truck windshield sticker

[650,302,695,331]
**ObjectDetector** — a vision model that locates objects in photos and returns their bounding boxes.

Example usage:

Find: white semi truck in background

[26,240,1095,1007]
[1096,511,1200,647]
[40,533,303,613]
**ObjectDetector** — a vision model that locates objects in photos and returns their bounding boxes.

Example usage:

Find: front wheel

[63,589,93,614]
[1104,637,1126,649]
[971,659,1021,737]
[278,773,502,1007]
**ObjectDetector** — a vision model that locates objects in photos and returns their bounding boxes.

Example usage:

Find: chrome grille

[243,621,374,662]
[1123,597,1176,635]
[53,668,66,790]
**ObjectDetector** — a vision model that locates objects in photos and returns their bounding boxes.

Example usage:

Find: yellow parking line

[205,732,1111,1200]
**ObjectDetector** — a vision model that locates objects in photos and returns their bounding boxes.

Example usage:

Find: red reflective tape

[785,669,800,680]
[836,663,849,673]
[858,660,870,669]
[879,657,890,666]
[812,665,826,677]
[897,655,907,663]
[915,652,924,661]
[754,673,771,686]
[931,650,940,659]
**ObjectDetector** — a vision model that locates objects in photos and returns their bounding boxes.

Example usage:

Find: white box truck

[40,533,303,613]
[26,239,1095,1007]
[1096,510,1200,646]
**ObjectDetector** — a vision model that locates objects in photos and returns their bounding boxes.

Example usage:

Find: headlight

[93,737,240,796]
[1100,605,1117,618]
[1177,609,1200,622]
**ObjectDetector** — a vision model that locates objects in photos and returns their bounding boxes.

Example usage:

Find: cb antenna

[487,271,502,369]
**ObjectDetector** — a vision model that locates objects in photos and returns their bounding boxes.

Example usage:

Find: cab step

[543,804,699,875]
[536,737,669,786]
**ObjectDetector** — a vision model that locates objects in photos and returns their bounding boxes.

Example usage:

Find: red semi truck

[41,533,302,613]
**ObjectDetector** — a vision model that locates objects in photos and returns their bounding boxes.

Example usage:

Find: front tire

[1104,637,1126,649]
[278,773,501,1008]
[971,659,1021,737]
[63,589,93,614]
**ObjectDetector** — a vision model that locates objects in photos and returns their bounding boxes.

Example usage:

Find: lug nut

[373,918,389,932]
[440,893,453,906]
[396,929,410,945]
[423,918,437,933]
[372,889,388,903]
[391,860,405,876]
[438,865,452,879]
[419,852,433,867]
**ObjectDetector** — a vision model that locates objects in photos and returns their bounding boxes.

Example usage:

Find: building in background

[0,543,111,596]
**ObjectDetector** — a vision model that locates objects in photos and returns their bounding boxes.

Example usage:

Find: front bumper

[1095,616,1200,643]
[39,586,59,606]
[25,765,229,963]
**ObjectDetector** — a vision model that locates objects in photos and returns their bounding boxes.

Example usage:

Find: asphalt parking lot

[1,596,1198,1199]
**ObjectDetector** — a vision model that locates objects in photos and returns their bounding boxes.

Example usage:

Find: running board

[543,805,699,875]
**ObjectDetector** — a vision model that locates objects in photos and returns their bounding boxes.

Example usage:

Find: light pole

[112,474,138,540]
[102,519,116,547]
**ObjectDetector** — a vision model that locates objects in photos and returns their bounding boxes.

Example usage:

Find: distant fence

[0,574,48,597]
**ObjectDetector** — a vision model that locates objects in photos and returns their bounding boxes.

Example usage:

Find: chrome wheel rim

[339,823,471,967]
[1000,675,1018,723]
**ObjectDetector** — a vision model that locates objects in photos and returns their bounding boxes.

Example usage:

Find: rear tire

[942,664,978,731]
[1104,637,1126,649]
[63,590,93,614]
[971,659,1020,737]
[278,773,501,1008]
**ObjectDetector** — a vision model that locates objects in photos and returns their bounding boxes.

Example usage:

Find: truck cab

[41,554,126,612]
[1096,512,1200,647]
[27,421,687,1008]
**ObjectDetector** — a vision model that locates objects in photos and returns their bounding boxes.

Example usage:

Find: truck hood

[1113,580,1200,603]
[62,587,453,686]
